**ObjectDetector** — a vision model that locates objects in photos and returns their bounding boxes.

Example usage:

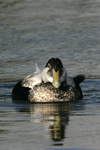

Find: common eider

[12,58,85,102]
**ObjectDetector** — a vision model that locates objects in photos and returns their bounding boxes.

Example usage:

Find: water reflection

[48,114,68,142]
[14,102,74,143]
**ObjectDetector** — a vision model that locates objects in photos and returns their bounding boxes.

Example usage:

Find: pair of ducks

[12,58,85,102]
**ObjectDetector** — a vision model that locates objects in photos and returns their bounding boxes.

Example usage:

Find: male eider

[12,58,85,102]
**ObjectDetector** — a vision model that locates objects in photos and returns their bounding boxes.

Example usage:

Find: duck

[12,58,85,102]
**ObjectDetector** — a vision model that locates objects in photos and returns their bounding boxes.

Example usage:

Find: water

[0,0,100,149]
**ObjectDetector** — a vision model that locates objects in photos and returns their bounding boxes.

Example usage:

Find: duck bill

[52,69,61,88]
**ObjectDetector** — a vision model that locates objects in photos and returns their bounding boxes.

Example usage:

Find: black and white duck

[12,58,85,102]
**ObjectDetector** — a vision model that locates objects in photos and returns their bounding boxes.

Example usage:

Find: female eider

[12,58,85,102]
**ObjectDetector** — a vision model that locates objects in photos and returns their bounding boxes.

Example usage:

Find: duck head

[42,58,67,88]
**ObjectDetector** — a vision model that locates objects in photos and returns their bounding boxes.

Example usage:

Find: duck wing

[22,73,42,89]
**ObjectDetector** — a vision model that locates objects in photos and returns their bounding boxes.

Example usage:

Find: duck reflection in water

[48,112,69,142]
[15,102,74,143]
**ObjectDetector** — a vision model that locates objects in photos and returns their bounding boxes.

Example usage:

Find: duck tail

[73,74,85,85]
[73,74,85,99]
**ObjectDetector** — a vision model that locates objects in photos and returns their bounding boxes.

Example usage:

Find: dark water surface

[0,0,100,149]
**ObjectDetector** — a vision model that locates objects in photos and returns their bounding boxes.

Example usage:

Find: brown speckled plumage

[28,83,81,102]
